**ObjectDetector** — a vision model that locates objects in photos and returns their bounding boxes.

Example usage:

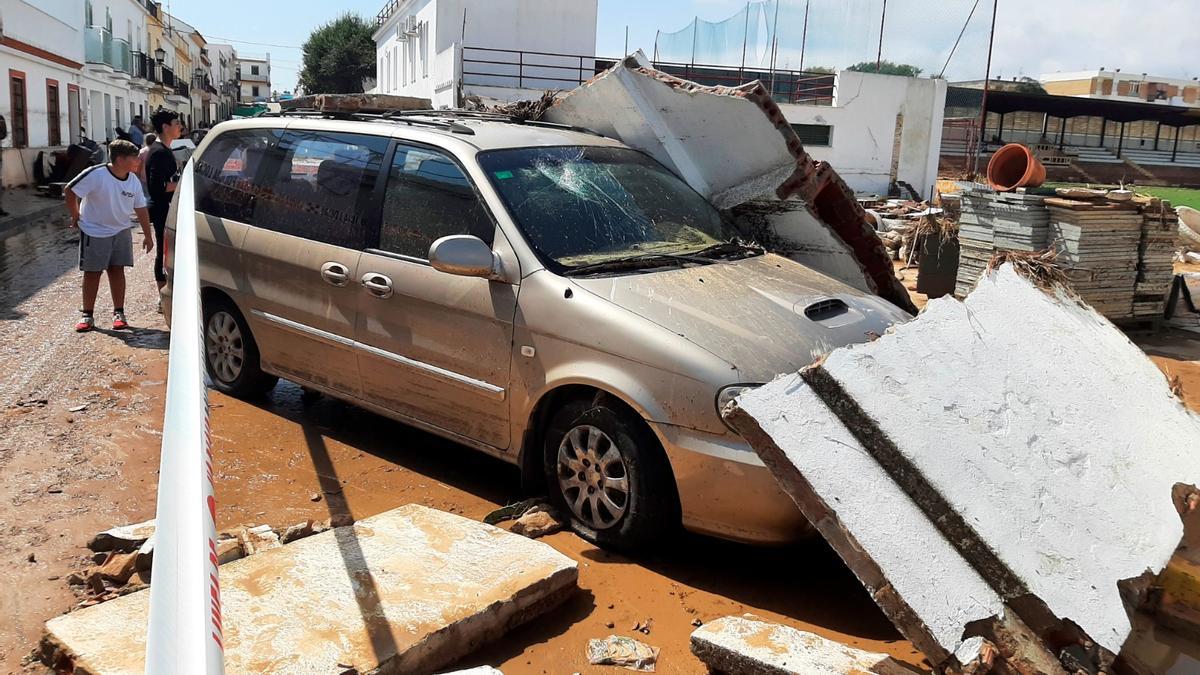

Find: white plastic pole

[144,160,224,675]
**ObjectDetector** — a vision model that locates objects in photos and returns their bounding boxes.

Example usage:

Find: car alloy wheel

[205,310,245,384]
[556,424,630,530]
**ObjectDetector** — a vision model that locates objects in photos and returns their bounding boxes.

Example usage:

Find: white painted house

[372,0,598,109]
[0,0,83,187]
[238,53,270,103]
[80,0,154,143]
[781,70,947,197]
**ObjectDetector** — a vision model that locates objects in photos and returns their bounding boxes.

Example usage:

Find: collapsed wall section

[728,264,1200,673]
[544,52,917,314]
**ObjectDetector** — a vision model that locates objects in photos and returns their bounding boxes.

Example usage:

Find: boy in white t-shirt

[65,140,155,332]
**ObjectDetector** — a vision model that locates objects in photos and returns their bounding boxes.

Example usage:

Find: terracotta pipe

[986,143,1046,192]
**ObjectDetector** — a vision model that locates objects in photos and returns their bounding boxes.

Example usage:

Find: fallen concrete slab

[42,505,578,674]
[690,615,914,675]
[544,52,915,315]
[730,199,873,294]
[727,263,1200,673]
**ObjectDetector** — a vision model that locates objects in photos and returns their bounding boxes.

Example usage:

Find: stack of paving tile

[1134,201,1178,319]
[1046,198,1144,320]
[956,191,1049,297]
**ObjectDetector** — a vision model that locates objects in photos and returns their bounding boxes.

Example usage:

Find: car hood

[570,253,911,382]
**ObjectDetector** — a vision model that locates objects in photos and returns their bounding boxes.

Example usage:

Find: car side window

[253,130,388,249]
[377,144,493,260]
[194,129,279,223]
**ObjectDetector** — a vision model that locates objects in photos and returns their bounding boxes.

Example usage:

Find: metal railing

[460,47,835,106]
[462,47,599,91]
[133,51,151,81]
[375,0,402,27]
[176,81,191,99]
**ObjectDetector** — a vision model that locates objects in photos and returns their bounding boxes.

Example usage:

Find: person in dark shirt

[146,109,183,297]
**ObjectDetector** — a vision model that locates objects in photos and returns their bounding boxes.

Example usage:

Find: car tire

[543,397,680,551]
[202,298,277,398]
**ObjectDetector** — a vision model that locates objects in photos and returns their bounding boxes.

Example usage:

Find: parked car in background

[162,111,909,550]
[170,138,197,166]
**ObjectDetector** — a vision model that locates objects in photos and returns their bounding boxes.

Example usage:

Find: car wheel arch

[518,382,676,498]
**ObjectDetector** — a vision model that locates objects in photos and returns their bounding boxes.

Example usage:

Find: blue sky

[171,0,1198,93]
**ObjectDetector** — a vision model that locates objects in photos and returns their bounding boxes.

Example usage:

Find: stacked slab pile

[1134,201,1178,320]
[956,191,1049,297]
[1045,198,1144,320]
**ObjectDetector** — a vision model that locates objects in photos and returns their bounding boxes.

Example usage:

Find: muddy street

[3,216,1200,673]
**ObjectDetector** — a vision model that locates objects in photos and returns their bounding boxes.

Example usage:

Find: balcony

[132,51,152,82]
[111,37,132,79]
[84,26,113,72]
[83,26,137,79]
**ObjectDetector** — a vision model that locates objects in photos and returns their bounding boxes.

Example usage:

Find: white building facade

[80,0,155,144]
[372,0,598,109]
[208,43,239,121]
[781,70,948,197]
[0,0,84,187]
[238,54,270,103]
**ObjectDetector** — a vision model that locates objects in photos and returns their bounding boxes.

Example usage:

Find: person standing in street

[0,113,8,217]
[136,132,157,189]
[145,109,181,296]
[65,140,154,332]
[128,116,145,148]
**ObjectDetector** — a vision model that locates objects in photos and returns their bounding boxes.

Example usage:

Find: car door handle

[320,262,350,287]
[361,272,394,299]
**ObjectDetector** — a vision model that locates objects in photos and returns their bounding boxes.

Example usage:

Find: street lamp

[154,46,166,63]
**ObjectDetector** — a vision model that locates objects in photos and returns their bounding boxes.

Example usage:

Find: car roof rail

[396,109,604,137]
[264,108,475,135]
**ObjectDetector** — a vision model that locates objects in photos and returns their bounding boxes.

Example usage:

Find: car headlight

[716,384,761,430]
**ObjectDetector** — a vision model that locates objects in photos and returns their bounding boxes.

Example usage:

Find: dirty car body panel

[165,115,909,546]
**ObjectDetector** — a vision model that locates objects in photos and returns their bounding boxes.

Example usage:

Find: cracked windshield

[479,146,751,274]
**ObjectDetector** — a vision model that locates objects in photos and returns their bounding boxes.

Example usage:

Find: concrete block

[42,505,578,674]
[729,264,1200,672]
[690,615,912,675]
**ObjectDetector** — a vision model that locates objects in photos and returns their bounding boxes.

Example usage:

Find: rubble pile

[1046,198,1145,320]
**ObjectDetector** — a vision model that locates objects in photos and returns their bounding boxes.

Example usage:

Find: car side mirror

[428,235,503,280]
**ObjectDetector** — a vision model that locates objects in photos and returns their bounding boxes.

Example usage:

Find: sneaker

[74,315,94,332]
[112,311,129,330]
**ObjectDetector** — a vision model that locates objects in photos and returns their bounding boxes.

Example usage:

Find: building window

[1130,82,1141,95]
[9,70,28,148]
[47,80,61,146]
[251,65,259,76]
[252,85,260,98]
[791,123,832,147]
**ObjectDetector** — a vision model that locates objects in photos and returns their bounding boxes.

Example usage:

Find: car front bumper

[655,422,813,545]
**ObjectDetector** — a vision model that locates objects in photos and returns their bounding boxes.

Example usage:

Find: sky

[169,0,1199,94]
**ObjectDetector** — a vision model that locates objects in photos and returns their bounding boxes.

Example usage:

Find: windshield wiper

[562,251,711,277]
[689,240,764,259]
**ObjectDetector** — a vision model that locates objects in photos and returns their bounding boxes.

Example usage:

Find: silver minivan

[163,111,909,549]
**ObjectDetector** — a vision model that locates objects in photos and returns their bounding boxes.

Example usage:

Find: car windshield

[478,146,745,273]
